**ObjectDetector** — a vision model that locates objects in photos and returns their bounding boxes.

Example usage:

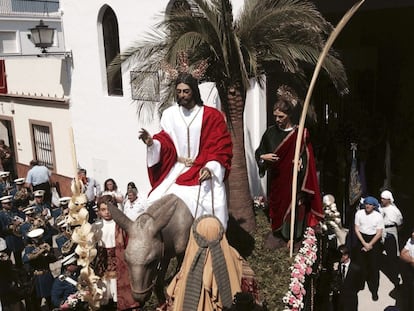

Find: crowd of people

[0,166,147,311]
[313,192,411,311]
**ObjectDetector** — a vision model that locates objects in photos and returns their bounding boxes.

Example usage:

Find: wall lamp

[28,20,72,58]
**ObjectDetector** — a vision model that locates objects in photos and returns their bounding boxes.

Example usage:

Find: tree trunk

[226,85,256,234]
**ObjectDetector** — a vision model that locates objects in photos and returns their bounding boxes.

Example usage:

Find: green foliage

[246,209,291,310]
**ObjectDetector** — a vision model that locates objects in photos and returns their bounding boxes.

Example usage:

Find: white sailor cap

[59,197,71,206]
[0,171,10,178]
[33,190,45,197]
[23,205,37,214]
[0,237,7,252]
[56,218,68,228]
[14,178,25,185]
[0,195,13,204]
[61,252,77,266]
[27,228,44,239]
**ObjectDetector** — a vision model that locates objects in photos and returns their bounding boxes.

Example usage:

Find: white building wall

[61,0,265,196]
[3,100,73,176]
[0,1,75,182]
[6,58,69,97]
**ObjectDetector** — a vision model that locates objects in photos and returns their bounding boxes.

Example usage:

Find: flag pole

[289,0,366,257]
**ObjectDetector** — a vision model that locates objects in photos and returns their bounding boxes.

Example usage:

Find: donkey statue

[107,193,194,304]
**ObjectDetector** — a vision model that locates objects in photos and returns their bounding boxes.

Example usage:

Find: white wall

[0,98,73,177]
[6,58,69,97]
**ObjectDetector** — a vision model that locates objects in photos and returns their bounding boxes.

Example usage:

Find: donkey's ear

[107,202,133,233]
[149,194,179,233]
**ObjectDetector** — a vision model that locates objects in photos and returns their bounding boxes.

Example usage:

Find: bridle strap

[194,178,214,219]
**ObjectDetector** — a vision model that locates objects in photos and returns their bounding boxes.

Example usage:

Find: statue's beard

[177,98,187,106]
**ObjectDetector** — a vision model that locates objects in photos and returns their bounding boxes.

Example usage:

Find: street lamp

[29,20,55,53]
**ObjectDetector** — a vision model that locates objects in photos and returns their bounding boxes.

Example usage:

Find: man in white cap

[11,177,31,216]
[380,189,403,290]
[0,171,11,197]
[52,197,72,256]
[0,195,24,267]
[32,190,56,247]
[23,227,56,310]
[51,252,79,309]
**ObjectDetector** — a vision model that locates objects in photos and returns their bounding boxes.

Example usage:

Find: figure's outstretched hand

[199,167,212,183]
[261,153,279,162]
[139,128,153,146]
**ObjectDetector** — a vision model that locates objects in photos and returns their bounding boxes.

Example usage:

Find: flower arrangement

[320,194,348,246]
[282,227,318,311]
[253,196,267,210]
[60,291,83,310]
[320,194,342,232]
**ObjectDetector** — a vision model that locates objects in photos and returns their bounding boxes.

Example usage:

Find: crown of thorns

[277,85,299,106]
[161,51,208,80]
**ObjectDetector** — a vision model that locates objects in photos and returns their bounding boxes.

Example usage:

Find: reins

[194,177,215,219]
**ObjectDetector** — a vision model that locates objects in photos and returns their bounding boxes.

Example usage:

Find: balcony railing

[0,0,60,17]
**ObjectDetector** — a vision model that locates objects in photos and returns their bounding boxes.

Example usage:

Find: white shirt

[100,219,116,248]
[404,238,414,258]
[146,104,228,229]
[382,204,403,227]
[341,260,350,278]
[354,209,384,235]
[382,204,403,255]
[123,197,146,221]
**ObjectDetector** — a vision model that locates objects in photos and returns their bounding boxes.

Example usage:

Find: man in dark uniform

[332,245,364,311]
[11,177,31,219]
[23,228,56,311]
[0,195,24,267]
[51,252,79,309]
[31,190,57,246]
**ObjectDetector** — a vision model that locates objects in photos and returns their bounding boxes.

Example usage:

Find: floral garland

[282,227,318,311]
[59,179,104,310]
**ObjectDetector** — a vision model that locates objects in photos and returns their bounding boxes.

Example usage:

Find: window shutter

[0,60,7,94]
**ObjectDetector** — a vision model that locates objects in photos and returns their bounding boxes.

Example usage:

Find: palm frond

[113,0,348,121]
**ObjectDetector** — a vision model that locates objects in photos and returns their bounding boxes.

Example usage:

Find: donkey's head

[124,213,166,303]
[108,196,179,304]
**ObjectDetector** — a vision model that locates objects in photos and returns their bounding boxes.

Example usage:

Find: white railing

[0,0,60,17]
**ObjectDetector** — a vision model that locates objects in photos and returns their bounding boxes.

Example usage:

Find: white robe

[146,104,228,229]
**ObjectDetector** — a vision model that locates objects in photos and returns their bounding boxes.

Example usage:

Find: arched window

[102,7,123,96]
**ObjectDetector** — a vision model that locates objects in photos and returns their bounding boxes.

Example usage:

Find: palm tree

[115,0,348,236]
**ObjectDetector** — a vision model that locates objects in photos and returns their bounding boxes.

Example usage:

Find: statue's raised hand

[139,128,153,146]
